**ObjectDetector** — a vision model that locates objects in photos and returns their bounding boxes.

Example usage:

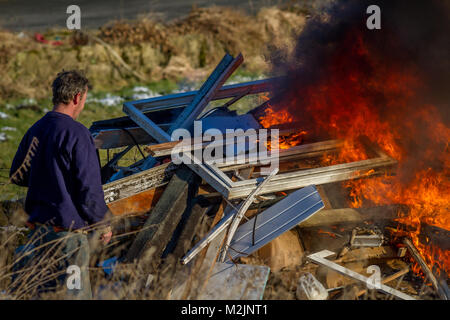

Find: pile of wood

[89,53,448,300]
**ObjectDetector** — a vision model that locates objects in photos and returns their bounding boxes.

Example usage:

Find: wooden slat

[107,187,164,216]
[173,201,228,300]
[227,156,396,199]
[102,162,176,203]
[298,206,399,228]
[218,139,343,173]
[181,206,236,265]
[225,185,324,261]
[165,197,212,260]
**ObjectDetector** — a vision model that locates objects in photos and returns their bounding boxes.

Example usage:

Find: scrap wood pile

[89,53,449,300]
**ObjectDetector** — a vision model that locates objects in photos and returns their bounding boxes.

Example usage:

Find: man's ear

[73,92,81,105]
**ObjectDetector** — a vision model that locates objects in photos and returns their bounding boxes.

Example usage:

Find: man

[10,70,112,299]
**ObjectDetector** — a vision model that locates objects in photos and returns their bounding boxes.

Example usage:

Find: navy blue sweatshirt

[10,111,108,230]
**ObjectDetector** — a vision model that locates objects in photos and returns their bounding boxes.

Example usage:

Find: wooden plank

[227,156,396,199]
[102,162,176,204]
[218,139,343,172]
[166,197,212,260]
[231,153,395,188]
[307,250,415,300]
[107,187,164,216]
[225,185,324,262]
[170,224,228,300]
[173,202,228,300]
[125,165,199,262]
[297,207,399,228]
[197,263,270,300]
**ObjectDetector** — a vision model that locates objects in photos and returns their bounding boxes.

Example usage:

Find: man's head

[52,70,91,119]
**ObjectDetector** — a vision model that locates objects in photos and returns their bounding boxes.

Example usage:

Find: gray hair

[52,70,91,105]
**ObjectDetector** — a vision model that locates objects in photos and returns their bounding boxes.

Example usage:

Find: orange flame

[257,31,450,277]
[259,106,294,128]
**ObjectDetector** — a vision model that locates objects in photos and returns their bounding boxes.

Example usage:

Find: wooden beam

[173,201,227,300]
[125,165,199,262]
[107,187,164,216]
[297,206,400,228]
[93,127,159,149]
[166,197,213,260]
[227,156,396,199]
[102,162,176,204]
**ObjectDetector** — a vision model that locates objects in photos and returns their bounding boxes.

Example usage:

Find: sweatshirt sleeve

[9,133,31,187]
[71,128,109,225]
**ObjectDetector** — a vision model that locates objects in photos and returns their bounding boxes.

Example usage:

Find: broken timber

[125,165,199,262]
[103,162,176,204]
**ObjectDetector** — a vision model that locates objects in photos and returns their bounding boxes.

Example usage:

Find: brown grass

[0,6,306,101]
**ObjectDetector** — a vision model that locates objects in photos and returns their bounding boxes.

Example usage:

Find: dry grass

[0,211,186,300]
[0,6,306,101]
